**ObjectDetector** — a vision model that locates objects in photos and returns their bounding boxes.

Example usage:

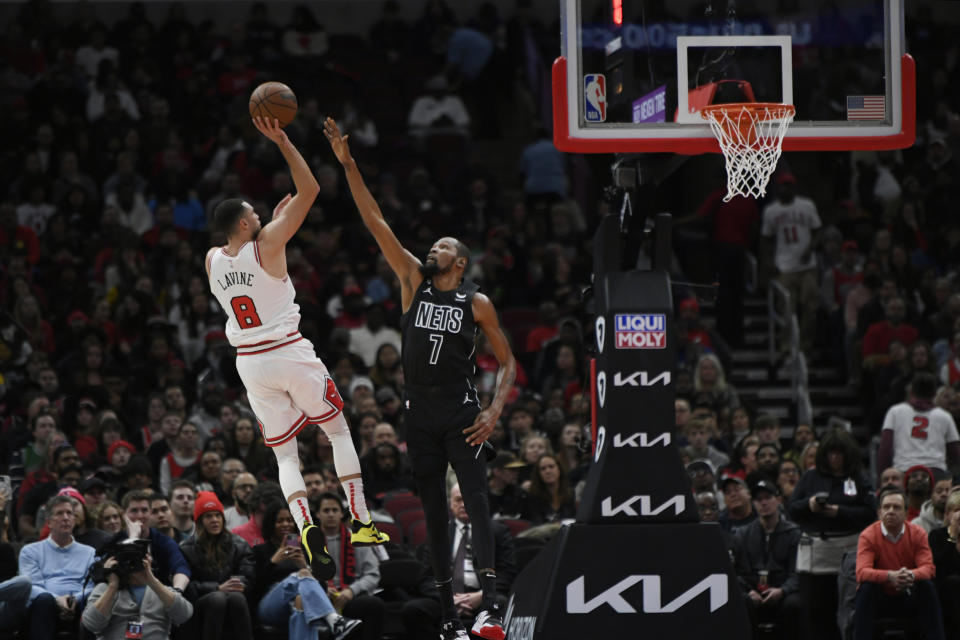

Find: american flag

[846,96,886,120]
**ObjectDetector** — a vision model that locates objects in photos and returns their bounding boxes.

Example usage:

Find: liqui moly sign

[614,314,666,349]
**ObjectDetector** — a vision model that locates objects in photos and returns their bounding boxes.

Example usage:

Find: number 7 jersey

[208,241,302,348]
[401,278,479,386]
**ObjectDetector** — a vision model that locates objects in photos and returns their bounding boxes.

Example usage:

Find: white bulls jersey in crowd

[208,241,301,348]
[761,196,821,274]
[882,401,960,471]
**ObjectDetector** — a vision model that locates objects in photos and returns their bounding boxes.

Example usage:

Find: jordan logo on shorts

[424,286,432,295]
[463,392,471,404]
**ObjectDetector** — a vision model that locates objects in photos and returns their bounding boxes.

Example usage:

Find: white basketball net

[702,103,796,201]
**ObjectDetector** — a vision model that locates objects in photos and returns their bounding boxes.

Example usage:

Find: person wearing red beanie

[193,491,224,522]
[179,490,255,640]
[107,440,137,471]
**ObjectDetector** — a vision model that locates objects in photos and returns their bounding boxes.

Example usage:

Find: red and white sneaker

[471,607,506,640]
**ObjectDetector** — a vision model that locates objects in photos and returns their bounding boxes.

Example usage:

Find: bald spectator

[372,422,400,447]
[878,467,905,491]
[232,483,284,548]
[224,472,258,530]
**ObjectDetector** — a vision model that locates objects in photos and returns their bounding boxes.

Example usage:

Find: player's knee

[320,412,349,438]
[272,439,299,466]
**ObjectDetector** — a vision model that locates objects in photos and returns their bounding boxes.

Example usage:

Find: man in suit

[418,484,517,623]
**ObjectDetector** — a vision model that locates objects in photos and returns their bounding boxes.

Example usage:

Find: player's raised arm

[463,293,517,445]
[324,118,423,297]
[252,117,319,250]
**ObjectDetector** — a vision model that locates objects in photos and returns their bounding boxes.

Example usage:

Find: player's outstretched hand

[323,117,353,165]
[463,408,498,446]
[253,116,289,147]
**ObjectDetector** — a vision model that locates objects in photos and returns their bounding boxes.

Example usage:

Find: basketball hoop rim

[700,102,796,121]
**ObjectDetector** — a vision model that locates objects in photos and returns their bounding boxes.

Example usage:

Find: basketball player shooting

[324,117,517,640]
[206,116,388,580]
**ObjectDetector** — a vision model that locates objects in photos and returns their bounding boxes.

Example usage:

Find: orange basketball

[249,81,298,128]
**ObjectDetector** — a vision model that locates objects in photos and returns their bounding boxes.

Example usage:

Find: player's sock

[322,414,371,523]
[289,496,313,530]
[436,578,458,620]
[341,476,370,523]
[274,439,313,531]
[480,570,497,606]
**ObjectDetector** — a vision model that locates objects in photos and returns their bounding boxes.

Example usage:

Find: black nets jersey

[400,278,480,387]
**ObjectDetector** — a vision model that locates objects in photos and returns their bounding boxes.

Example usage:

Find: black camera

[91,538,150,584]
[814,492,830,505]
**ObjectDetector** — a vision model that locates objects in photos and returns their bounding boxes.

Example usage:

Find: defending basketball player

[205,116,387,580]
[325,117,517,640]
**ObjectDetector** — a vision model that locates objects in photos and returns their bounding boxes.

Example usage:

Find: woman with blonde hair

[96,501,124,535]
[692,353,740,424]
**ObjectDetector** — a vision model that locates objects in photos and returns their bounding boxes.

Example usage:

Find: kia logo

[566,574,728,614]
[613,371,671,387]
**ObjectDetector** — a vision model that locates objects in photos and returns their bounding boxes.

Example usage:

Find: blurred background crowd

[2,1,960,639]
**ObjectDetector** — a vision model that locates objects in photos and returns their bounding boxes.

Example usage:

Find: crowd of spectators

[2,1,960,639]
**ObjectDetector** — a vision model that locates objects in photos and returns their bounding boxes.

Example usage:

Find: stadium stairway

[701,295,865,441]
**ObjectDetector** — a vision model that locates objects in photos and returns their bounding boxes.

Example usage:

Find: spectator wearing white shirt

[75,27,119,80]
[878,372,960,473]
[224,472,257,530]
[408,75,470,139]
[86,65,140,123]
[348,303,402,368]
[761,172,822,352]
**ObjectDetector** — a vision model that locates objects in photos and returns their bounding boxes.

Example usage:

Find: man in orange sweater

[853,486,945,640]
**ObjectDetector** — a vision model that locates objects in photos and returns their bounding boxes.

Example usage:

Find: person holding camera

[178,491,255,640]
[81,544,193,639]
[122,490,191,591]
[787,429,876,640]
[1,495,96,639]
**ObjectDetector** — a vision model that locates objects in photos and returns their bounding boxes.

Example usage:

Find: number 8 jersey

[208,241,302,348]
[401,278,479,386]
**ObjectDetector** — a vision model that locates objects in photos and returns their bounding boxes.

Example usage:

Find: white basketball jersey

[208,241,300,347]
[882,401,960,471]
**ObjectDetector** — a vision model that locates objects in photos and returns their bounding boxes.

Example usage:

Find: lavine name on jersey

[615,313,666,349]
[414,301,463,333]
[215,271,255,291]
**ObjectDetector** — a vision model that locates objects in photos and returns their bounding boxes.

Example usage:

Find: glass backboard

[554,0,914,153]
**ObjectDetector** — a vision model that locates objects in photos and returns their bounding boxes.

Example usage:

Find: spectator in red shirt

[231,482,285,548]
[0,202,40,264]
[216,53,258,98]
[862,296,918,368]
[853,486,944,640]
[525,301,559,353]
[691,188,758,346]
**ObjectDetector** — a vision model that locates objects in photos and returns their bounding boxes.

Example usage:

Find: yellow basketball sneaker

[301,524,336,581]
[350,519,390,546]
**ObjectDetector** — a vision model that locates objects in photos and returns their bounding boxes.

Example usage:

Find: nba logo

[584,74,606,122]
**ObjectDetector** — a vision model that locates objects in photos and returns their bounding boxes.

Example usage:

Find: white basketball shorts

[234,334,344,447]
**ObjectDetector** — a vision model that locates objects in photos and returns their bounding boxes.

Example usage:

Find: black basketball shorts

[403,382,483,477]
